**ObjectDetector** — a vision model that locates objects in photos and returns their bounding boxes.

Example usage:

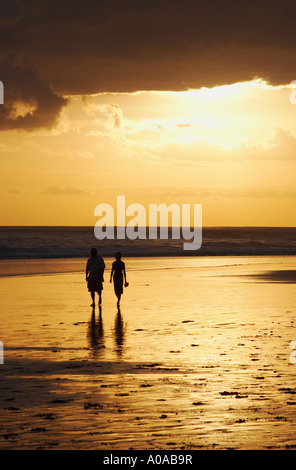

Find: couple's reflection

[87,305,125,358]
[87,305,105,357]
[113,306,125,357]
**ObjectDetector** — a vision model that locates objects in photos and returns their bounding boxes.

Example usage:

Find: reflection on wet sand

[113,307,125,357]
[253,270,296,283]
[87,305,126,358]
[87,306,105,357]
[2,256,296,450]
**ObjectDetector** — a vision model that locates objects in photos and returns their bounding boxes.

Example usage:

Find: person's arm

[101,258,105,281]
[110,264,114,282]
[123,262,127,284]
[86,260,89,281]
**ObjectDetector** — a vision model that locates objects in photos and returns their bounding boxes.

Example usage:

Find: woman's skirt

[113,277,123,297]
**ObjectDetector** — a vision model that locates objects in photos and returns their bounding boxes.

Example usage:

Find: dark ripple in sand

[250,269,296,283]
[33,413,57,420]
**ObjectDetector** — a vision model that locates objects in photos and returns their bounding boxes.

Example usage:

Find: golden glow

[1,80,296,226]
[8,100,38,119]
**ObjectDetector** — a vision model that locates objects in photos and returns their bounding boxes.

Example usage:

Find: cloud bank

[0,59,67,130]
[0,0,296,96]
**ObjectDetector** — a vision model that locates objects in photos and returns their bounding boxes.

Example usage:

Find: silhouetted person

[86,248,105,306]
[110,251,128,306]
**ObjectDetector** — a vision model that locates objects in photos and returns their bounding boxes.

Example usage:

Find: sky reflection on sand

[1,256,296,449]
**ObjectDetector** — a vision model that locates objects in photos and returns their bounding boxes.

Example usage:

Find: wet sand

[1,256,296,450]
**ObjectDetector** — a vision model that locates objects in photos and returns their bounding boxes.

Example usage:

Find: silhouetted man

[86,248,105,306]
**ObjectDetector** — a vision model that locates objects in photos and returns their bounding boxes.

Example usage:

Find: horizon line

[0,225,296,229]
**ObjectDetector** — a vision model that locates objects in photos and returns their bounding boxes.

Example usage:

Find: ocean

[0,226,295,259]
[1,227,296,449]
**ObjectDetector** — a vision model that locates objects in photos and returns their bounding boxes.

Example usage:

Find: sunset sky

[1,0,296,226]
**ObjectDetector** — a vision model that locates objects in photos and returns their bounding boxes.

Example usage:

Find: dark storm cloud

[0,59,67,130]
[0,0,296,95]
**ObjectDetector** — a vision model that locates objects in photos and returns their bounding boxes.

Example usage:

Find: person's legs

[114,281,122,306]
[90,291,95,307]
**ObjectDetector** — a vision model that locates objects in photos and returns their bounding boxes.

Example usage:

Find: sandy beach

[1,255,296,450]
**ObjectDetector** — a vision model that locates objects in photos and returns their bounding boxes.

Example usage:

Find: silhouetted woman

[110,252,128,306]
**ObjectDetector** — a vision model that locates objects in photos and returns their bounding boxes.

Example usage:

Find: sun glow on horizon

[1,78,296,226]
[68,79,294,151]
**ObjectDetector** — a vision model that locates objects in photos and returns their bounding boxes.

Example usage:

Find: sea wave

[0,226,296,259]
